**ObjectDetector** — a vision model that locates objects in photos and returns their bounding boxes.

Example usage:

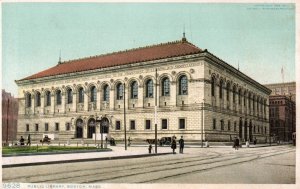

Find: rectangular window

[45,123,49,131]
[221,120,224,130]
[66,122,70,131]
[234,121,237,132]
[26,124,30,132]
[55,123,59,131]
[130,120,135,130]
[179,118,185,129]
[145,120,151,130]
[228,120,231,131]
[162,119,168,130]
[213,119,216,130]
[116,121,121,130]
[35,124,39,131]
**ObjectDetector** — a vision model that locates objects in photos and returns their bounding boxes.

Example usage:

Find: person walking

[148,144,152,154]
[26,134,31,146]
[253,137,257,145]
[128,137,131,147]
[171,136,177,154]
[234,137,240,150]
[19,136,25,146]
[179,136,184,153]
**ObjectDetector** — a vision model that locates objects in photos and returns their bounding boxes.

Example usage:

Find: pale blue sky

[2,3,295,96]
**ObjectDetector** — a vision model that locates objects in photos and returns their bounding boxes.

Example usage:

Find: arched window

[238,89,241,105]
[211,76,215,97]
[145,79,153,98]
[179,75,188,95]
[248,93,251,109]
[131,81,138,99]
[26,93,32,108]
[103,85,110,101]
[161,77,170,96]
[226,82,230,101]
[90,86,97,102]
[232,85,236,103]
[253,96,255,112]
[67,88,73,104]
[45,91,51,106]
[219,80,223,99]
[35,92,41,107]
[244,91,247,106]
[56,90,62,105]
[78,87,84,103]
[116,83,124,100]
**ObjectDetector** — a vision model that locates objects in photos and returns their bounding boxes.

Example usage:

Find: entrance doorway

[76,119,83,138]
[101,117,109,134]
[239,119,243,139]
[87,118,96,138]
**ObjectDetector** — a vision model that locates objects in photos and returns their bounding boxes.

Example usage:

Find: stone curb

[2,152,172,168]
[2,149,112,157]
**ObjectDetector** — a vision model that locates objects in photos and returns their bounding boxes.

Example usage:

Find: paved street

[2,145,295,184]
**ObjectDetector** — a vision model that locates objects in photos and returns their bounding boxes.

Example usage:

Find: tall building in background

[15,37,271,143]
[264,82,296,102]
[2,89,19,143]
[269,95,295,142]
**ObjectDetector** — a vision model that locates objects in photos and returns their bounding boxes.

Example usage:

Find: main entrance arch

[76,119,84,138]
[87,118,96,138]
[101,117,109,134]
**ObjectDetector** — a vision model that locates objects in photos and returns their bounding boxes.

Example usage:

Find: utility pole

[124,83,127,150]
[6,98,10,146]
[201,99,204,148]
[155,69,158,153]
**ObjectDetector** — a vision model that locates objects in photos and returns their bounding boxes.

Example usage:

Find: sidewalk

[2,143,289,168]
[2,145,172,168]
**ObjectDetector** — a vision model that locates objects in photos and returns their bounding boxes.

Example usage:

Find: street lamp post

[155,69,158,153]
[6,98,10,146]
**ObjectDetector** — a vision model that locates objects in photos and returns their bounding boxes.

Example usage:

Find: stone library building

[16,36,271,143]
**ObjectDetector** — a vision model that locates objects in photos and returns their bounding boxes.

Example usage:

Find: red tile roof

[20,39,202,81]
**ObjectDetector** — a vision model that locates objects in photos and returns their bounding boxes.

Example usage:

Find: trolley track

[3,146,295,183]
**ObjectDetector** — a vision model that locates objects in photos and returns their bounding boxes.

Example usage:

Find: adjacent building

[2,89,19,143]
[15,37,271,143]
[269,95,296,142]
[264,82,296,102]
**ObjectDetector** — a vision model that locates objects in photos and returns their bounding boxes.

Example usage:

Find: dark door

[244,120,248,141]
[87,119,96,138]
[239,119,243,139]
[101,117,109,134]
[76,119,83,138]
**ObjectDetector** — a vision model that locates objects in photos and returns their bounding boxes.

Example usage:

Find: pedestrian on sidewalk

[26,134,31,146]
[253,137,257,145]
[179,136,184,153]
[148,144,152,154]
[171,136,177,154]
[128,137,131,147]
[234,137,239,150]
[19,136,25,146]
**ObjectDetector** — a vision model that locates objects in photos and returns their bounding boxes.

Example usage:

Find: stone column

[51,93,55,114]
[110,88,115,110]
[72,92,77,112]
[40,94,45,114]
[170,81,176,106]
[97,88,101,110]
[83,121,87,138]
[31,94,35,114]
[84,91,88,111]
[61,92,66,114]
[137,85,143,108]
